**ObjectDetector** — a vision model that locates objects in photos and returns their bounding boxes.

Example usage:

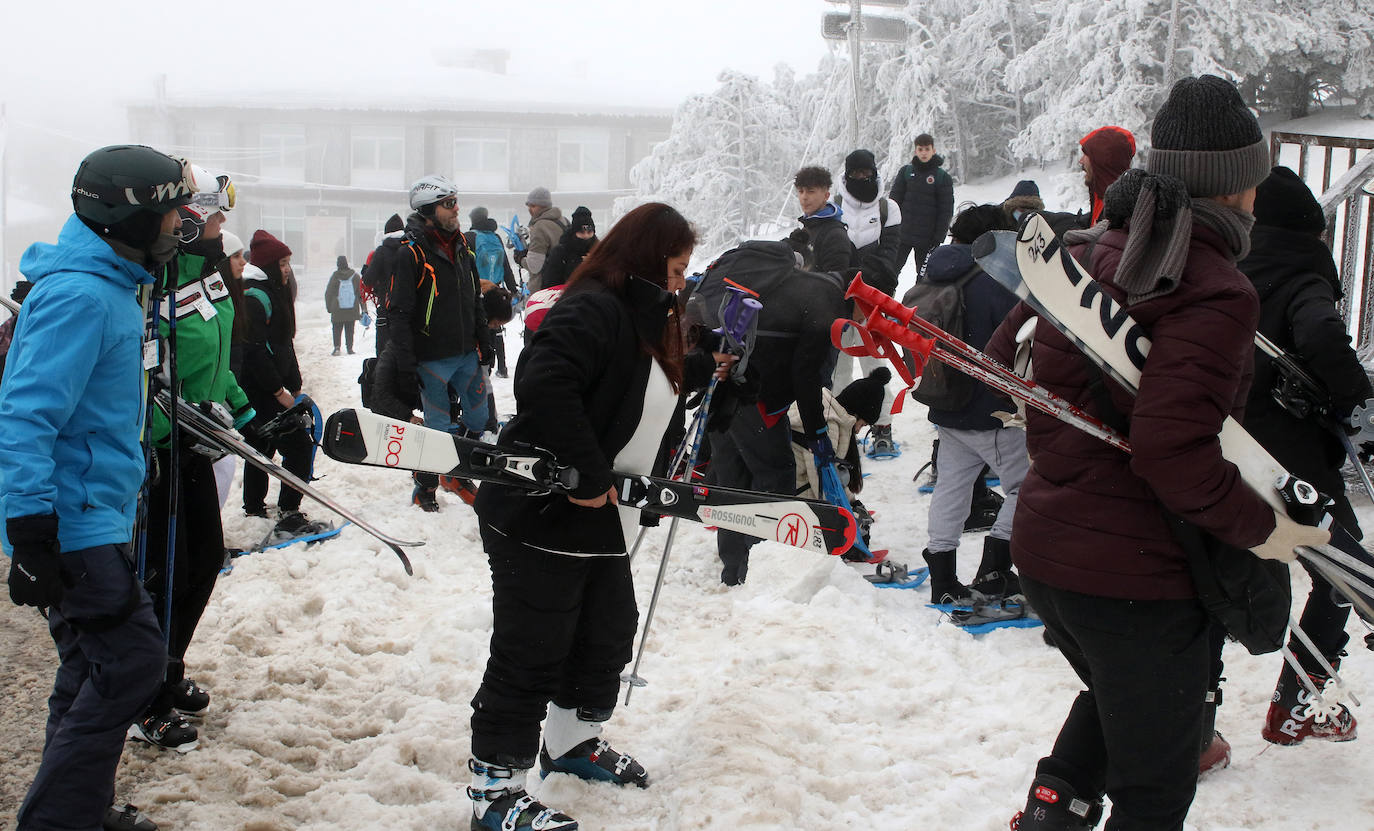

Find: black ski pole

[161,276,180,646]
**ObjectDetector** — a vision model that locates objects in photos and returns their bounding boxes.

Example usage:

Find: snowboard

[322,408,858,557]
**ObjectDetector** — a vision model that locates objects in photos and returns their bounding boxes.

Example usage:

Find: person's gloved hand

[232,405,257,432]
[809,428,837,470]
[1250,511,1330,562]
[514,249,527,266]
[7,513,62,608]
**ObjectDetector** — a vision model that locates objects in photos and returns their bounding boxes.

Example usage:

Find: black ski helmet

[72,145,198,227]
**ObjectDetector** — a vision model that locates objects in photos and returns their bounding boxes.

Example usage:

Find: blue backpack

[473,230,505,285]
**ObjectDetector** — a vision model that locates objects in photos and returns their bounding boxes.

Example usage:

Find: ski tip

[970,230,999,260]
[391,545,415,576]
[829,507,859,557]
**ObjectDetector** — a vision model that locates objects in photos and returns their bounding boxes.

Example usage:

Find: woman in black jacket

[466,203,696,831]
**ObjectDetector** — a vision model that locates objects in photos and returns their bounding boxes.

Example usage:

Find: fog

[0,0,836,283]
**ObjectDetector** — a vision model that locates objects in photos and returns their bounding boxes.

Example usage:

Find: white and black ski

[322,408,859,557]
[154,392,417,574]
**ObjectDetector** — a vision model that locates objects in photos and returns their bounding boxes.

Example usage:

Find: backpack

[472,230,505,286]
[686,240,809,337]
[900,264,981,410]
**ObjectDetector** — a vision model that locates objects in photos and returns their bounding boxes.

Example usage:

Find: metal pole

[849,0,862,147]
[1,102,8,293]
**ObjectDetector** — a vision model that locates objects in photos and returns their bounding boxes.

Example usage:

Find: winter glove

[1250,511,1330,563]
[7,513,63,608]
[231,405,257,431]
[809,428,838,471]
[514,249,527,266]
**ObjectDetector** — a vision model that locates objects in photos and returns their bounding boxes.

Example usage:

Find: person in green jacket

[128,168,257,754]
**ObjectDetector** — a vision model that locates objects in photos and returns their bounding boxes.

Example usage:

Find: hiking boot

[412,484,440,513]
[268,511,332,543]
[923,548,971,605]
[331,348,341,356]
[469,758,577,831]
[971,536,1022,598]
[171,678,210,716]
[1010,774,1103,830]
[539,737,650,788]
[1262,657,1357,745]
[914,440,939,493]
[243,504,268,519]
[440,475,479,505]
[128,712,199,753]
[104,804,157,831]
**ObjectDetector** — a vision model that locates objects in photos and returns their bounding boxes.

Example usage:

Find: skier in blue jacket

[2,144,195,831]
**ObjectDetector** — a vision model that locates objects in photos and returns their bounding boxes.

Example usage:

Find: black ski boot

[540,737,650,788]
[1010,774,1103,829]
[971,536,1021,599]
[963,480,1003,533]
[923,548,971,605]
[469,757,577,831]
[104,804,156,831]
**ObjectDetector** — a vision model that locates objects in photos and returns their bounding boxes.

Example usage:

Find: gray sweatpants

[926,425,1029,552]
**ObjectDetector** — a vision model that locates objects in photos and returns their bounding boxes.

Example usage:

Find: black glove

[514,249,527,266]
[7,513,63,608]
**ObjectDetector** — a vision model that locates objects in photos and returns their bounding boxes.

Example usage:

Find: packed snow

[20,256,1357,831]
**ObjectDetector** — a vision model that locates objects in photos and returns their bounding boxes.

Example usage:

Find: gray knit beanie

[1147,75,1269,197]
[469,206,490,225]
[525,186,553,208]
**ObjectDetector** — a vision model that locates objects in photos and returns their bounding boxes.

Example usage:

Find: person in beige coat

[516,186,567,291]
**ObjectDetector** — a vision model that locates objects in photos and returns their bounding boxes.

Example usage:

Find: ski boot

[1010,774,1103,830]
[469,758,577,831]
[128,711,199,753]
[439,474,479,505]
[1198,686,1230,775]
[540,738,650,788]
[971,536,1021,599]
[923,548,971,605]
[1262,654,1357,745]
[171,678,210,717]
[412,484,440,513]
[104,803,157,831]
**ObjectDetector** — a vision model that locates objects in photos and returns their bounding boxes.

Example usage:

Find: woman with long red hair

[466,202,695,831]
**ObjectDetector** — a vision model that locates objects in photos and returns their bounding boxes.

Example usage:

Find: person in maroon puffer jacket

[990,76,1328,831]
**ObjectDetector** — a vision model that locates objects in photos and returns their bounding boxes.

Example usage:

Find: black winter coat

[474,276,676,555]
[542,227,597,289]
[749,269,848,435]
[363,233,405,308]
[798,208,852,273]
[918,244,1017,430]
[235,266,302,412]
[385,213,489,367]
[1240,225,1372,532]
[890,155,954,249]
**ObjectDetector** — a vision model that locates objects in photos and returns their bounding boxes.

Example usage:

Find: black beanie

[570,206,595,234]
[1147,75,1269,197]
[1254,166,1326,234]
[384,213,404,234]
[844,149,877,175]
[836,367,891,425]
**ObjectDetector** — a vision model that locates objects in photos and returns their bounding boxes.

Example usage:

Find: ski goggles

[188,174,236,213]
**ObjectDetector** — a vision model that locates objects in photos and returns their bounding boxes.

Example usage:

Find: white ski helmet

[179,166,234,242]
[409,174,459,212]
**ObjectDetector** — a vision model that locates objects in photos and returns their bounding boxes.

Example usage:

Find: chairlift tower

[823,0,909,146]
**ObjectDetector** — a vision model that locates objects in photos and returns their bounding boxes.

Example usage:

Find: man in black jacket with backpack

[381,175,490,512]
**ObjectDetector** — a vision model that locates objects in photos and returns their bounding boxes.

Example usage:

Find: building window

[557,128,610,191]
[453,129,509,192]
[351,127,405,189]
[259,202,306,262]
[351,207,394,261]
[260,124,307,182]
[189,123,233,169]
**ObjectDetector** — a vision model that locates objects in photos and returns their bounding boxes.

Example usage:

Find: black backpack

[686,240,814,337]
[900,264,981,410]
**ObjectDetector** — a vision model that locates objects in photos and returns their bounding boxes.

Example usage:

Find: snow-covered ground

[7,267,1352,831]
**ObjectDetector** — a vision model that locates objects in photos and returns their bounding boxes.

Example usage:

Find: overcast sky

[2,0,840,129]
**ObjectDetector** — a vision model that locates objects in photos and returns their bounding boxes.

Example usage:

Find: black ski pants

[242,423,313,514]
[142,447,224,714]
[707,403,795,585]
[469,525,637,768]
[16,544,165,831]
[1021,575,1210,831]
[331,320,356,352]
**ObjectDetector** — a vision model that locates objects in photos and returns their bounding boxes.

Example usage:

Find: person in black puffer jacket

[915,204,1027,604]
[1240,165,1369,746]
[542,205,598,289]
[362,213,405,354]
[889,132,954,275]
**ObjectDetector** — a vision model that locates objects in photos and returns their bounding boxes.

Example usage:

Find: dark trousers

[493,327,507,375]
[895,241,935,277]
[17,544,165,831]
[1021,575,1210,831]
[469,526,637,767]
[143,448,223,714]
[374,312,390,356]
[706,403,795,585]
[331,320,355,352]
[242,421,314,514]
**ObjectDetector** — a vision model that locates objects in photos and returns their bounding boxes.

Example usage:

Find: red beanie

[249,229,292,268]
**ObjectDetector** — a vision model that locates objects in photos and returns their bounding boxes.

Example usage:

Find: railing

[1270,131,1374,349]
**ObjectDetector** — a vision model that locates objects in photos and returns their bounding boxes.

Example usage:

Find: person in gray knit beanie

[1067,75,1271,304]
